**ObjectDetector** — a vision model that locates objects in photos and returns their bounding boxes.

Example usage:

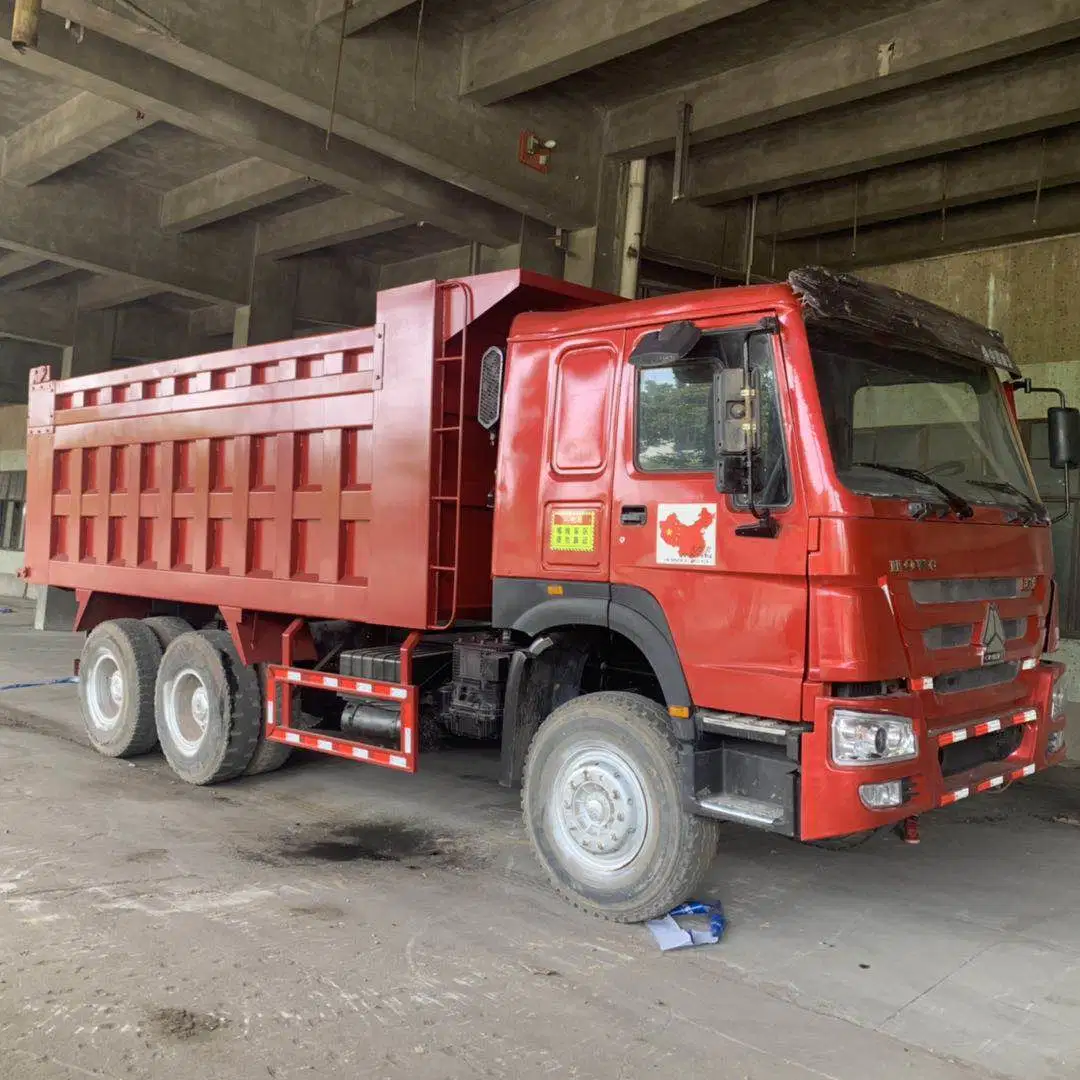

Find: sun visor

[790,266,1019,376]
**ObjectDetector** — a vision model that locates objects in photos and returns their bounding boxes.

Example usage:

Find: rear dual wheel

[78,620,162,758]
[155,630,263,785]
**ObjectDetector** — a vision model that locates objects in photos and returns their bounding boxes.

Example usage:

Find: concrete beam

[759,128,1080,241]
[688,44,1080,204]
[462,0,767,104]
[187,303,237,340]
[40,0,597,227]
[256,196,406,259]
[161,159,316,233]
[1,10,526,247]
[77,273,165,311]
[311,0,413,35]
[0,251,42,279]
[776,185,1080,273]
[0,288,75,346]
[1,90,150,185]
[0,263,74,293]
[607,0,1080,158]
[0,174,252,304]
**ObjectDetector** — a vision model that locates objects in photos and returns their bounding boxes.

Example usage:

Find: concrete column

[241,258,299,346]
[68,309,117,377]
[33,585,78,632]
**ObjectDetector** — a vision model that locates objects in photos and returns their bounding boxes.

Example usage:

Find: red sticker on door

[657,503,716,566]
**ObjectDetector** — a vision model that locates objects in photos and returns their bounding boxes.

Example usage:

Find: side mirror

[715,366,758,455]
[1048,406,1080,470]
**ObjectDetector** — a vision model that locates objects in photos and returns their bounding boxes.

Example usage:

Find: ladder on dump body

[428,279,473,630]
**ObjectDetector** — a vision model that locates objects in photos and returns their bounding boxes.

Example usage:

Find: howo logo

[980,605,1006,666]
[889,558,938,573]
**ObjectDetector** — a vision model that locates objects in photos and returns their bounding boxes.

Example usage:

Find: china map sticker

[657,503,716,566]
[550,508,597,552]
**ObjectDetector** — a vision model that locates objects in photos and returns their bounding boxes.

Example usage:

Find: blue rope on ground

[0,676,78,693]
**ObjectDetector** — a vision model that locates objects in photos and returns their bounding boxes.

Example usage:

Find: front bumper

[799,660,1067,841]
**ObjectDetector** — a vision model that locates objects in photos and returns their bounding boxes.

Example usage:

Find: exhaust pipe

[12,0,42,52]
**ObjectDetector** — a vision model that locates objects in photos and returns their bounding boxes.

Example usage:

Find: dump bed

[24,271,616,631]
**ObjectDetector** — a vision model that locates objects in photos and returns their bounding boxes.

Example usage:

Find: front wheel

[522,691,719,923]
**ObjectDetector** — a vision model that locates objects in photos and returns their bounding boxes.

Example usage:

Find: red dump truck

[23,267,1079,921]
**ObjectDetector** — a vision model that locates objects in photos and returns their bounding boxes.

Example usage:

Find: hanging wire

[325,1,351,149]
[1033,135,1047,226]
[412,0,428,106]
[850,177,860,259]
[744,193,758,285]
[770,192,781,278]
[939,159,949,242]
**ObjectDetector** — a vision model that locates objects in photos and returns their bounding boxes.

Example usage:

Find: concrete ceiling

[0,0,1074,369]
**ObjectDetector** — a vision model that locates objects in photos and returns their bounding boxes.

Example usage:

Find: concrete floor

[1,601,1079,1079]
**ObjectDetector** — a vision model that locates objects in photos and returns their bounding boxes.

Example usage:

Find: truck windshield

[810,332,1040,513]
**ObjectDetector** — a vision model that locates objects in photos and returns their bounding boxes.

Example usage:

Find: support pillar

[237,258,298,346]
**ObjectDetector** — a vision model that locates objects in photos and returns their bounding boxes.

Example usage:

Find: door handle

[620,505,648,526]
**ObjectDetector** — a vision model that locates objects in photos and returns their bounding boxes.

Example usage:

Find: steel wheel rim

[87,648,124,733]
[550,742,649,876]
[163,667,211,757]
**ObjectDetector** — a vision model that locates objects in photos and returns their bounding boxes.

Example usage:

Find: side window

[636,363,713,472]
[744,335,790,508]
[635,330,789,506]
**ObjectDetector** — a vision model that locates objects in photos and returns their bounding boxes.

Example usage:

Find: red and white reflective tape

[940,762,1036,805]
[937,708,1037,747]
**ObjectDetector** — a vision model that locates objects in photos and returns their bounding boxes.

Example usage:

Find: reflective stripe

[285,732,301,745]
[317,739,333,752]
[352,746,370,760]
[390,755,407,768]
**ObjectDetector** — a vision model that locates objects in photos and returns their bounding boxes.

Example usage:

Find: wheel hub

[163,668,212,757]
[86,649,124,733]
[553,746,648,872]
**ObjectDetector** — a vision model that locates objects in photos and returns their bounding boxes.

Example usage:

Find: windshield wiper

[852,462,974,519]
[966,479,1047,525]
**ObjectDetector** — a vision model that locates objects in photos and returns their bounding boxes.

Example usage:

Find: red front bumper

[799,661,1067,841]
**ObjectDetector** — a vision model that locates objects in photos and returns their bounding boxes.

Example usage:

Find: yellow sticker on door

[550,509,597,552]
[657,503,716,566]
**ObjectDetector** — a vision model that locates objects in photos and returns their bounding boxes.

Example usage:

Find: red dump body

[24,271,616,633]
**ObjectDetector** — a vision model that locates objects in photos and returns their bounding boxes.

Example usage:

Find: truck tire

[243,664,294,777]
[522,691,719,923]
[155,630,261,785]
[78,619,163,758]
[143,616,192,650]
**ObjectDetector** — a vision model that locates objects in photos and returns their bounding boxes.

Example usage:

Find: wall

[862,233,1080,418]
[0,404,28,595]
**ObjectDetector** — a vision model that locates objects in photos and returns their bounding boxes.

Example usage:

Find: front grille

[910,578,1033,605]
[940,725,1024,777]
[924,618,1028,650]
[935,662,1019,695]
[924,624,972,650]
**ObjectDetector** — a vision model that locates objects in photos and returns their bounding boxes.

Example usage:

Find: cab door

[609,316,809,721]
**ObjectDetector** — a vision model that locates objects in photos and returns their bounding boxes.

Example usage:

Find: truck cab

[490,267,1075,916]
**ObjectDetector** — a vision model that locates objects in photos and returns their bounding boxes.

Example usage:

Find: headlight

[831,710,917,767]
[1052,675,1070,722]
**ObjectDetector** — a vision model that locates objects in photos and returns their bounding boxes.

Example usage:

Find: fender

[492,577,694,744]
